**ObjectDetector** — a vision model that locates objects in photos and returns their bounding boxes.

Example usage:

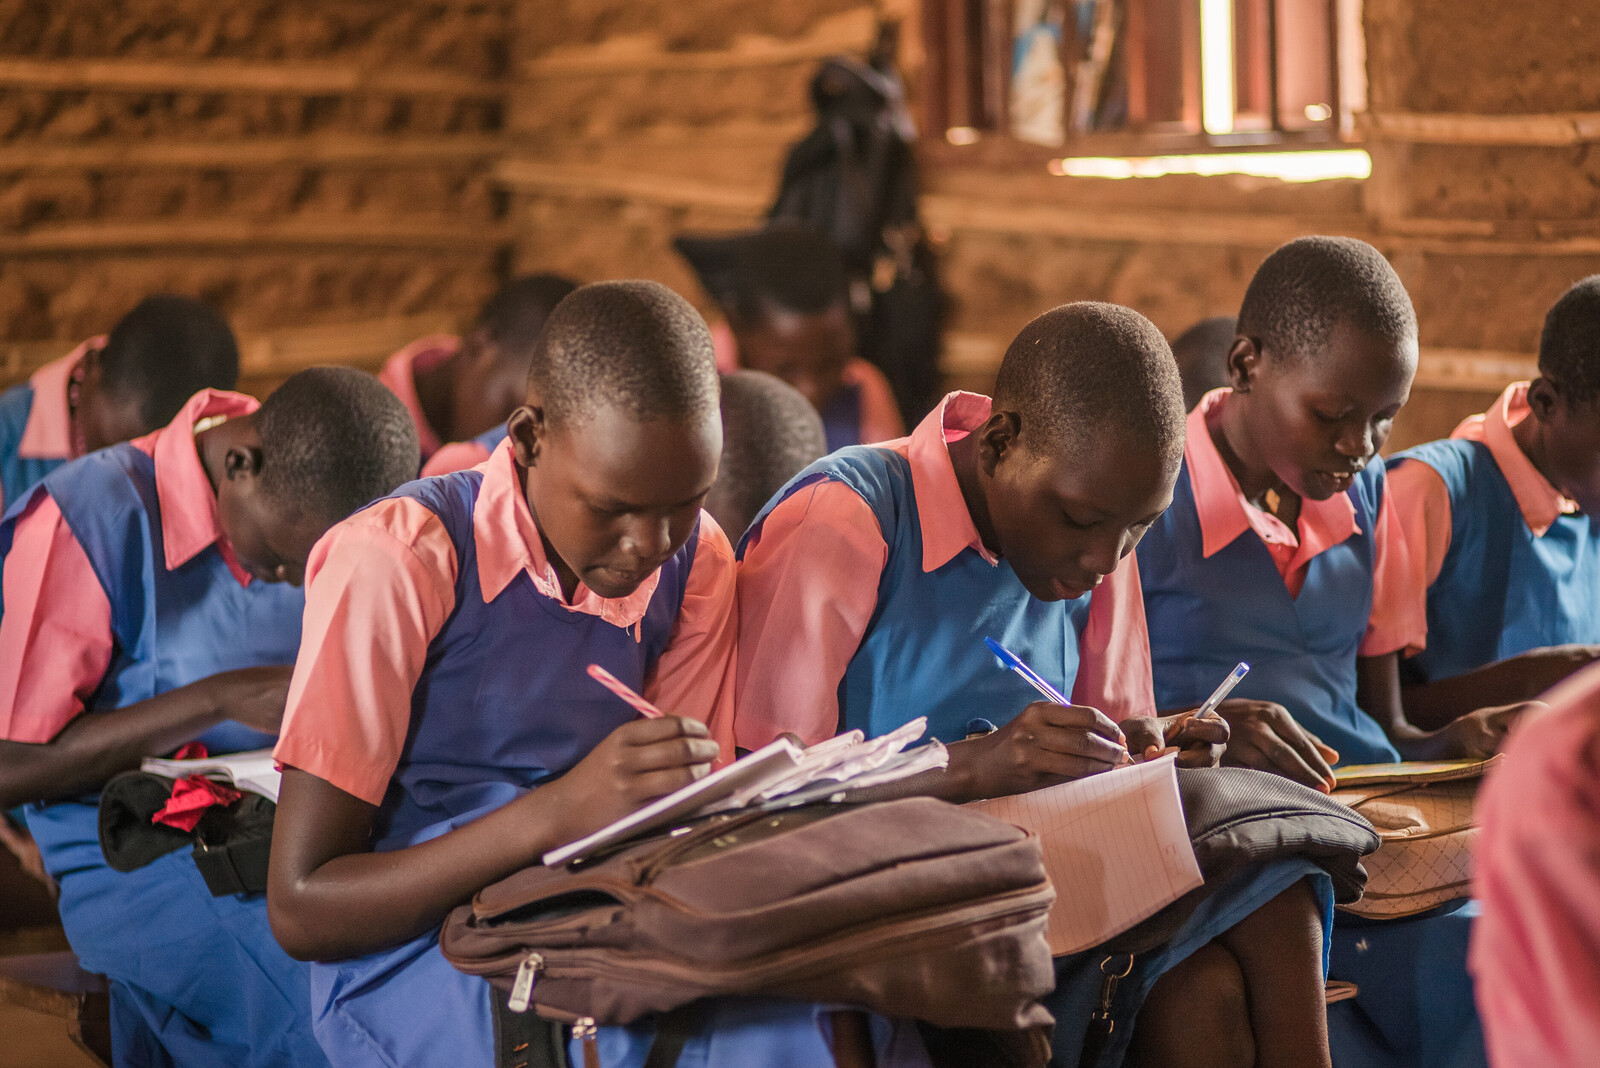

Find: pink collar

[471,438,661,631]
[1186,389,1361,562]
[17,337,106,460]
[136,389,261,581]
[1451,381,1576,536]
[903,391,999,572]
[378,335,460,459]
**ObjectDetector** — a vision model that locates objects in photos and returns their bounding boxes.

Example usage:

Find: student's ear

[976,410,1021,477]
[1526,376,1561,424]
[223,441,265,485]
[506,402,547,468]
[1225,335,1263,394]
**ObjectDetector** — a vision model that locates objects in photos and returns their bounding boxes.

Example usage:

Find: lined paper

[970,754,1201,955]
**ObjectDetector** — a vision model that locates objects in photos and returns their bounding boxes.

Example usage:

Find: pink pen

[586,663,665,719]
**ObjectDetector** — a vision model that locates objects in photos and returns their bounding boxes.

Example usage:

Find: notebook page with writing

[969,754,1201,956]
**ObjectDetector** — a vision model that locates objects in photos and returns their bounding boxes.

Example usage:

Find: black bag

[98,770,275,896]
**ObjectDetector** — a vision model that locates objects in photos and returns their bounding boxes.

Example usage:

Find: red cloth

[150,742,243,832]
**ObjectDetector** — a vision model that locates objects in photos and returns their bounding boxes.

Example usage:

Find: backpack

[438,797,1056,1033]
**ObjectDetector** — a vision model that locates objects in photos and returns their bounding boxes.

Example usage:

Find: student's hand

[1432,702,1539,759]
[207,665,296,735]
[1150,712,1229,768]
[1215,699,1338,792]
[541,716,721,843]
[952,701,1128,800]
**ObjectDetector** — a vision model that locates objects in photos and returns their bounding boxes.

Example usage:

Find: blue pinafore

[1389,439,1600,682]
[0,379,66,509]
[311,471,929,1068]
[819,382,866,453]
[0,445,326,1068]
[743,447,1335,1067]
[1138,459,1486,1068]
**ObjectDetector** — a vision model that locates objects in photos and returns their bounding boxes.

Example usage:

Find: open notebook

[141,748,282,802]
[970,754,1202,956]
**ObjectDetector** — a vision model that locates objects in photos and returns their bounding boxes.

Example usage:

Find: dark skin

[729,301,855,415]
[1394,376,1600,726]
[73,341,155,453]
[1217,319,1537,764]
[412,327,529,444]
[268,398,726,961]
[0,415,332,810]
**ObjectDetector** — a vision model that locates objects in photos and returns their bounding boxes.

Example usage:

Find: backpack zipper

[506,951,543,1013]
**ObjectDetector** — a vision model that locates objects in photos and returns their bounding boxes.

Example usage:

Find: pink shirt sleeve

[1359,487,1428,657]
[736,479,887,749]
[273,499,459,806]
[1070,550,1157,722]
[420,441,492,478]
[644,514,739,763]
[1472,677,1600,1068]
[0,494,115,743]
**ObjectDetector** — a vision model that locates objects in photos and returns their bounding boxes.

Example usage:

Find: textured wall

[505,0,1600,450]
[0,0,514,392]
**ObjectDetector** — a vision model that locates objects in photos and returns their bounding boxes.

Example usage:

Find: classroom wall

[0,0,514,395]
[505,0,1600,450]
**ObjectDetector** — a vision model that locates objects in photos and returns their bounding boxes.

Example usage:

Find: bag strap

[641,1002,713,1068]
[492,991,570,1068]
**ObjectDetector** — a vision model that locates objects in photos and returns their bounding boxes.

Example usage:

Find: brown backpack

[438,797,1056,1032]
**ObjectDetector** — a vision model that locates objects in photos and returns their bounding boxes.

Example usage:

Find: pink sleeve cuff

[1071,549,1157,721]
[1360,488,1429,658]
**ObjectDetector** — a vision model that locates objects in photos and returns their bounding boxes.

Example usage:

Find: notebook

[1332,756,1502,786]
[969,754,1202,956]
[141,748,282,802]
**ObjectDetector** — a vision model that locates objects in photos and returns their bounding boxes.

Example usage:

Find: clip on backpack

[440,797,1057,1067]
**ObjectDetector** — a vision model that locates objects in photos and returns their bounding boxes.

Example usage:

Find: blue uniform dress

[1138,457,1486,1068]
[0,379,66,506]
[819,380,866,452]
[304,470,930,1068]
[0,444,327,1068]
[1389,438,1600,681]
[742,445,1335,1067]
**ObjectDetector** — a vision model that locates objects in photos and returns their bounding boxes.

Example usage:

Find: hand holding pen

[1131,662,1248,765]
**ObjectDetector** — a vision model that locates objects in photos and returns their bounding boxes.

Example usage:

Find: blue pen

[1193,661,1250,721]
[984,637,1131,759]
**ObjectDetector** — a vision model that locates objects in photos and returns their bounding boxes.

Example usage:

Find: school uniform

[1136,389,1484,1068]
[378,334,460,463]
[418,423,507,478]
[737,391,1335,1066]
[1387,382,1599,682]
[273,439,930,1068]
[0,337,103,510]
[711,321,905,451]
[0,390,327,1068]
[1470,663,1600,1068]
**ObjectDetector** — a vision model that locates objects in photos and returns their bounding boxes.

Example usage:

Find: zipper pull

[506,951,543,1013]
[573,1016,600,1068]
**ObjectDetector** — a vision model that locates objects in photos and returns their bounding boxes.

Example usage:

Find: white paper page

[970,754,1201,956]
[140,749,282,803]
[542,737,803,867]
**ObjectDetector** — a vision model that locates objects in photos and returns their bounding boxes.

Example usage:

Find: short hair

[1539,275,1600,405]
[1169,315,1237,410]
[527,280,719,427]
[992,302,1185,467]
[674,224,850,325]
[255,367,419,525]
[472,273,580,363]
[99,295,239,430]
[708,371,828,537]
[1237,236,1417,362]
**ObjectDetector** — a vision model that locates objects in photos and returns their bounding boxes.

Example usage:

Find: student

[737,302,1335,1068]
[0,293,239,510]
[676,224,904,451]
[381,272,578,463]
[705,369,828,539]
[1169,315,1237,412]
[268,281,928,1068]
[0,367,419,1066]
[1471,665,1600,1068]
[1133,236,1508,1068]
[1383,276,1600,727]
